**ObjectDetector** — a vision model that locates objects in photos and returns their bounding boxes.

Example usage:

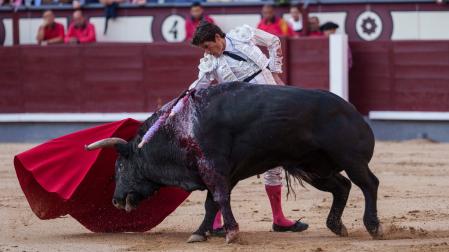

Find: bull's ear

[115,143,130,158]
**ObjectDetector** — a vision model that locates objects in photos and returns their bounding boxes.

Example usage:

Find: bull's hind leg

[345,164,383,239]
[188,191,219,243]
[304,173,352,236]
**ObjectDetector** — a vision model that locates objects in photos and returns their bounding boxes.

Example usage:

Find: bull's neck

[136,132,204,192]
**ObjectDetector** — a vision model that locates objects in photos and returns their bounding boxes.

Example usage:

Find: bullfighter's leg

[196,158,240,243]
[302,173,351,236]
[188,191,219,243]
[212,211,223,231]
[346,164,383,239]
[264,167,309,232]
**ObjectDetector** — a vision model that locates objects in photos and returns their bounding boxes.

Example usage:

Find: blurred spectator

[308,16,323,37]
[99,0,125,34]
[72,0,82,8]
[0,0,20,7]
[36,10,65,45]
[65,10,96,44]
[320,21,352,69]
[72,0,100,9]
[9,0,21,8]
[320,22,339,36]
[257,4,295,37]
[131,0,145,4]
[185,1,214,41]
[286,5,302,34]
[38,0,72,4]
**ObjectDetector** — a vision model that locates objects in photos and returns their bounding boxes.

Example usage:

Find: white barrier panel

[3,19,13,46]
[392,11,449,40]
[0,113,152,122]
[369,111,449,121]
[329,34,348,101]
[90,16,154,43]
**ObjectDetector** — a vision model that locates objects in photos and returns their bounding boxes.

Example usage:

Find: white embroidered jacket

[189,25,283,90]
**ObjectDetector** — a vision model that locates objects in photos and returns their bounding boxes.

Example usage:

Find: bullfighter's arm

[251,28,283,74]
[188,73,213,90]
[188,54,216,91]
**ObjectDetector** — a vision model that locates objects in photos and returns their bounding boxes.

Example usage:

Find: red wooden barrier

[349,41,449,114]
[1,40,449,115]
[0,43,202,113]
[288,38,329,90]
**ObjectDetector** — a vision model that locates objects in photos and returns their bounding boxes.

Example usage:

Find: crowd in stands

[2,0,447,8]
[28,1,346,50]
[0,0,263,7]
[186,3,343,39]
[37,9,96,44]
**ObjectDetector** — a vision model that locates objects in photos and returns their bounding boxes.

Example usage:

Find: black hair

[191,1,202,8]
[191,21,225,46]
[320,22,339,31]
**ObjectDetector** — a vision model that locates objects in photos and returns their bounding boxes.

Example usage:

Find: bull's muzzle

[112,194,138,213]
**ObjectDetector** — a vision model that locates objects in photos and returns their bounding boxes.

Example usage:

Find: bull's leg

[346,165,383,239]
[213,190,239,243]
[303,173,351,236]
[187,191,219,243]
[196,158,239,244]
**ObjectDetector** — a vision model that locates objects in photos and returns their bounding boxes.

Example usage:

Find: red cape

[14,118,190,232]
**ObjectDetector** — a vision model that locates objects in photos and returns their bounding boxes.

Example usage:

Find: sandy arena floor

[1,140,449,252]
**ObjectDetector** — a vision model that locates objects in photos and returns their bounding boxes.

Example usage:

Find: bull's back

[195,83,374,166]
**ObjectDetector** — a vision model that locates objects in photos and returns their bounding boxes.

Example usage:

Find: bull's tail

[283,165,311,199]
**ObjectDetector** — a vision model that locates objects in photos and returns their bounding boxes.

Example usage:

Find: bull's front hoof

[338,224,348,237]
[327,221,348,237]
[187,234,207,243]
[225,229,239,244]
[333,224,348,237]
[369,224,384,240]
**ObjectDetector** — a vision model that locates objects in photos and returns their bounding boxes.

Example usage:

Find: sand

[1,140,449,252]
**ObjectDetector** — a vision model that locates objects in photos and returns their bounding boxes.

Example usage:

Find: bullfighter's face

[199,34,225,58]
[112,149,160,212]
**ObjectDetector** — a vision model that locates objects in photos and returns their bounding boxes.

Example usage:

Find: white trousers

[263,166,283,186]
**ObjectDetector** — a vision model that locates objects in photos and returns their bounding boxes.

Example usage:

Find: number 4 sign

[162,15,186,42]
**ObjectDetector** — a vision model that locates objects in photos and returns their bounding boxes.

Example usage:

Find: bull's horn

[85,138,128,151]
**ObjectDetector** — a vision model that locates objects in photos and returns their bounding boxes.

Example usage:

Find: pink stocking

[265,185,295,227]
[213,211,223,230]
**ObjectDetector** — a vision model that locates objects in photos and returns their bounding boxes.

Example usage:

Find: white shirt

[222,37,261,82]
[287,17,303,32]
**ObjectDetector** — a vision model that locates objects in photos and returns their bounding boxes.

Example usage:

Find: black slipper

[272,221,309,232]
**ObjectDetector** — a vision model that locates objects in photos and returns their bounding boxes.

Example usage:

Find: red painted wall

[0,43,201,113]
[1,40,449,115]
[288,38,329,90]
[349,41,449,114]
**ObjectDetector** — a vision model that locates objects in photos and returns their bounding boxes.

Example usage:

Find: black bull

[86,82,383,243]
